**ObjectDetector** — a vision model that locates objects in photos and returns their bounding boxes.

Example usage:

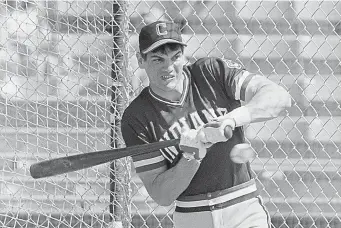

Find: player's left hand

[179,127,210,160]
[196,118,236,144]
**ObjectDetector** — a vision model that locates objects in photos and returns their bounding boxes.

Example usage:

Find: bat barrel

[30,138,180,179]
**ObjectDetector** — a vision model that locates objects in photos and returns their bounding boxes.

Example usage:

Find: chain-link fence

[0,1,340,228]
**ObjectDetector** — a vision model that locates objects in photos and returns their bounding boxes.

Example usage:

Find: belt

[175,179,259,213]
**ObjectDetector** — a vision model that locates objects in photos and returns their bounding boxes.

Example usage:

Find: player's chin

[163,80,180,90]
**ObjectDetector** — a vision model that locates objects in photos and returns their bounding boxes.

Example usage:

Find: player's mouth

[161,75,175,80]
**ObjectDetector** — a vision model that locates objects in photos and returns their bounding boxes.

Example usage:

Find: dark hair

[141,43,184,60]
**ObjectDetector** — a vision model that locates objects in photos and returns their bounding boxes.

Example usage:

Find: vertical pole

[110,1,131,228]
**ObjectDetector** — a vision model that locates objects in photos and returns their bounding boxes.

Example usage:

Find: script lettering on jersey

[223,59,242,69]
[160,107,228,162]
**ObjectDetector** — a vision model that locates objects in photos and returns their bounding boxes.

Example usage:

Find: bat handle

[223,124,234,139]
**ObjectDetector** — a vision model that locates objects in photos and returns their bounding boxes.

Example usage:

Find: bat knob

[223,125,234,139]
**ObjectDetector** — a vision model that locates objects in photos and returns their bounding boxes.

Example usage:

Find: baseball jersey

[121,57,256,197]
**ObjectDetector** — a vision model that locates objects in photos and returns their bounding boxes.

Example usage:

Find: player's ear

[136,52,146,69]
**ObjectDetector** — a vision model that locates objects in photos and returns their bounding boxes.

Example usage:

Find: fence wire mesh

[0,1,340,228]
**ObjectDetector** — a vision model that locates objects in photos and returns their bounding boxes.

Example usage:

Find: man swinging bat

[121,21,291,228]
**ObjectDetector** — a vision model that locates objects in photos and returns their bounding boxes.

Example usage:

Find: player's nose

[162,58,176,67]
[161,62,174,72]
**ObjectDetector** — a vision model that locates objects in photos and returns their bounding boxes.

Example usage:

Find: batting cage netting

[0,1,340,228]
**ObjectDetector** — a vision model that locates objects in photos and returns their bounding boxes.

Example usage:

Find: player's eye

[172,55,180,61]
[172,53,182,61]
[152,58,162,63]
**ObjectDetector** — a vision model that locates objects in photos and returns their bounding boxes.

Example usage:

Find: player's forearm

[149,156,200,206]
[245,83,292,123]
[223,84,291,126]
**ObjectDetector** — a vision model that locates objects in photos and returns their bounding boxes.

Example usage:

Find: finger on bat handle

[223,125,234,139]
[30,138,180,179]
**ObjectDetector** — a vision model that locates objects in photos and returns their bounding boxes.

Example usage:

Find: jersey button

[210,205,215,210]
[207,193,212,198]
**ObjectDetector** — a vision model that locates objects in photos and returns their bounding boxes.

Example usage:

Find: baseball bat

[30,138,180,179]
[30,125,233,179]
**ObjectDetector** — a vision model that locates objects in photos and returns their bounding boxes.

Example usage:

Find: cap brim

[142,39,187,54]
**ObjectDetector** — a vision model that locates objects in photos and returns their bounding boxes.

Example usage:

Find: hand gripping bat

[30,125,233,179]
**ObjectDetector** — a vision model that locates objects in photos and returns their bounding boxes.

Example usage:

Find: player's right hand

[196,118,235,144]
[179,127,209,161]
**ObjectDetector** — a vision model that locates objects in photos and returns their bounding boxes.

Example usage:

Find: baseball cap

[139,21,187,54]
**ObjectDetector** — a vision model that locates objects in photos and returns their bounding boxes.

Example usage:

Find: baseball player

[121,21,291,228]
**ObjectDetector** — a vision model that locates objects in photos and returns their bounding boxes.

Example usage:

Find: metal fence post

[110,1,131,227]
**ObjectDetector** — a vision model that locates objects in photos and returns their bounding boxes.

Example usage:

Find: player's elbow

[278,87,292,110]
[284,92,292,109]
[151,193,174,206]
[148,186,177,206]
[146,184,175,206]
[271,86,292,117]
[157,198,174,207]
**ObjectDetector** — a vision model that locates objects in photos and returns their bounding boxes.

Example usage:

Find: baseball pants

[173,180,271,228]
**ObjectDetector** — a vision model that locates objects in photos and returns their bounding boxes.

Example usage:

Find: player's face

[139,46,185,94]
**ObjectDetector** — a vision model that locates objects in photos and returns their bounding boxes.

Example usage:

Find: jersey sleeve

[208,57,256,101]
[121,112,167,174]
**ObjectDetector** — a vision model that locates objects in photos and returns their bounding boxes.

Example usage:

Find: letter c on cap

[156,23,167,36]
